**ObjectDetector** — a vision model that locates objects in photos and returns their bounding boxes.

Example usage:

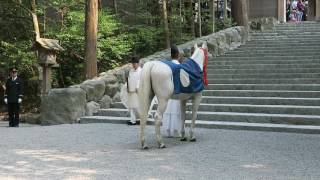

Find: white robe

[162,59,182,137]
[127,66,141,109]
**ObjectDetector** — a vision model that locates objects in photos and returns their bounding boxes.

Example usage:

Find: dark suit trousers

[7,103,20,126]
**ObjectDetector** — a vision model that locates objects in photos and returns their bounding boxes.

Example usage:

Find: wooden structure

[235,0,320,23]
[32,38,64,95]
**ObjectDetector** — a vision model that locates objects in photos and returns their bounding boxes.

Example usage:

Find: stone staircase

[81,21,320,134]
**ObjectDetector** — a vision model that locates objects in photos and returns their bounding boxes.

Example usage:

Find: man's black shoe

[127,120,140,125]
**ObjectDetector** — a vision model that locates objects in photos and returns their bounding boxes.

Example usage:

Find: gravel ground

[0,123,319,180]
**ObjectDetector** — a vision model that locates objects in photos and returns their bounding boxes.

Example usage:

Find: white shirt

[291,0,298,9]
[128,66,142,92]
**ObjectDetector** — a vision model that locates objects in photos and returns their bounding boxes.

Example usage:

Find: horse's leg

[140,96,153,149]
[180,99,187,141]
[138,62,156,150]
[190,93,202,142]
[154,98,169,148]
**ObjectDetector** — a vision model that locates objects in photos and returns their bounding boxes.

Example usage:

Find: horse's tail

[138,61,155,148]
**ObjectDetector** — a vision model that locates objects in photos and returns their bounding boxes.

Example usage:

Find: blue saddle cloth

[161,58,204,94]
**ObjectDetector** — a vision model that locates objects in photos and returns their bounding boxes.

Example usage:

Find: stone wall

[250,17,278,31]
[40,26,249,125]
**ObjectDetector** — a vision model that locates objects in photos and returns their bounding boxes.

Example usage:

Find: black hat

[131,56,139,63]
[9,67,18,72]
[171,44,179,58]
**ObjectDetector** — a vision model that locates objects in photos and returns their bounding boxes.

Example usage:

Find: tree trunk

[316,0,320,21]
[179,0,182,41]
[43,3,46,35]
[189,0,195,38]
[211,0,215,32]
[198,0,202,37]
[60,10,64,31]
[85,0,98,79]
[231,0,248,28]
[162,0,170,48]
[113,0,118,14]
[308,0,315,20]
[223,0,228,19]
[30,0,40,40]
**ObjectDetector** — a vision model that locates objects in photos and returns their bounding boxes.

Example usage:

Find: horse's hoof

[180,137,187,141]
[190,137,196,142]
[159,143,166,149]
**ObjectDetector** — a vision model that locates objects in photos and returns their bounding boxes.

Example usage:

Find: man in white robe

[162,45,182,137]
[127,56,142,125]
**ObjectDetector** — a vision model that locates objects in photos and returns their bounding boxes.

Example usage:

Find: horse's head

[191,42,208,71]
[191,42,209,86]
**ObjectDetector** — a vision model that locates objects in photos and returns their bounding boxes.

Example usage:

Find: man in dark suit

[4,67,23,127]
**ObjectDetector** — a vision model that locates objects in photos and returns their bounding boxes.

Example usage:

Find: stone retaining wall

[250,17,278,31]
[40,26,249,125]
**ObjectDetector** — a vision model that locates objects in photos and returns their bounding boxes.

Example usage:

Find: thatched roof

[34,38,64,51]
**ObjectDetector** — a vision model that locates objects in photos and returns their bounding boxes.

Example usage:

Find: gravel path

[0,123,319,180]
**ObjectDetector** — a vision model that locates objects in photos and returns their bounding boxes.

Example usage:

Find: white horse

[138,43,208,149]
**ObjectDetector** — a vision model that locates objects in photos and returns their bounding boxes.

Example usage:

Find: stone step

[251,32,320,36]
[194,112,320,125]
[91,108,320,126]
[242,43,320,47]
[208,78,320,84]
[252,36,320,40]
[246,40,320,44]
[237,46,320,50]
[251,34,320,37]
[209,68,320,74]
[245,40,320,45]
[277,22,320,25]
[230,50,320,54]
[213,56,319,61]
[252,34,320,37]
[276,23,320,26]
[208,64,320,69]
[203,90,320,98]
[110,101,320,114]
[252,35,320,38]
[210,60,320,66]
[208,73,320,79]
[194,104,320,116]
[200,96,320,106]
[97,106,320,121]
[275,25,320,28]
[206,84,320,91]
[231,49,320,53]
[79,116,320,134]
[193,121,320,134]
[111,95,320,107]
[277,31,320,35]
[223,52,320,57]
[275,27,320,30]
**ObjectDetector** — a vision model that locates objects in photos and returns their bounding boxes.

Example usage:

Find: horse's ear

[194,43,198,49]
[202,42,207,49]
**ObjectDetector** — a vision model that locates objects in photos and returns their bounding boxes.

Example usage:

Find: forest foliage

[0,0,236,112]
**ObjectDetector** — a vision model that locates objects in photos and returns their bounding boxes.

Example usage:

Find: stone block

[85,101,101,116]
[41,87,86,125]
[80,79,105,102]
[105,82,119,97]
[99,95,112,109]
